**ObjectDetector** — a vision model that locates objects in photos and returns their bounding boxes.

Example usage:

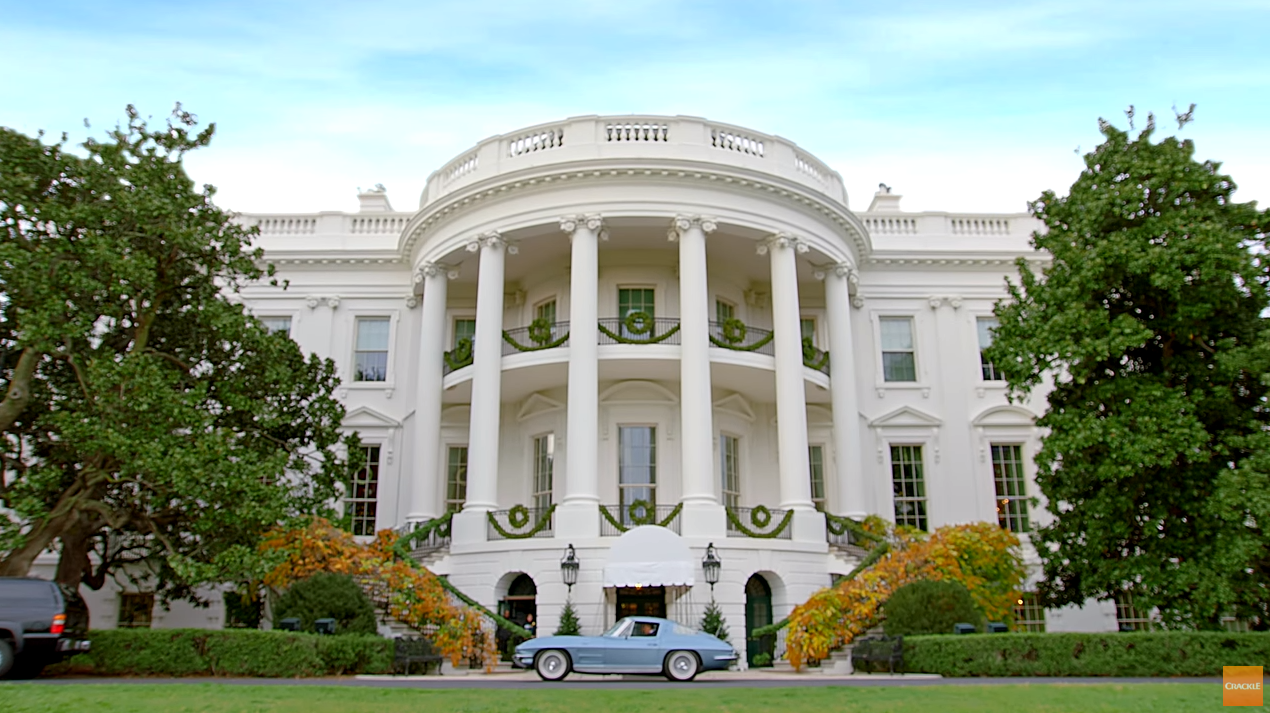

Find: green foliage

[555,600,581,636]
[700,600,729,643]
[0,105,354,601]
[751,652,772,667]
[69,629,391,676]
[223,590,263,629]
[272,572,377,635]
[985,115,1270,629]
[903,631,1270,677]
[883,579,985,636]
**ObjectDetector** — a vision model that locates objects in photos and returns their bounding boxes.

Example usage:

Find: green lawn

[0,683,1226,712]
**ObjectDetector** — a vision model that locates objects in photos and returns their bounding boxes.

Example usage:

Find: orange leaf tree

[260,518,497,668]
[784,521,1024,669]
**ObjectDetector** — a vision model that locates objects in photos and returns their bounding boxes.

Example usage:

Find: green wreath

[528,317,554,345]
[724,505,794,539]
[445,337,474,370]
[750,504,773,529]
[487,504,557,540]
[623,310,654,335]
[507,504,531,529]
[720,317,747,345]
[627,499,654,525]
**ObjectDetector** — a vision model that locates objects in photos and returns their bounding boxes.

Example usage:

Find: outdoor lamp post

[560,543,580,593]
[702,542,721,592]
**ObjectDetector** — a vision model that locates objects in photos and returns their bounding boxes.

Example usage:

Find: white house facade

[39,115,1128,648]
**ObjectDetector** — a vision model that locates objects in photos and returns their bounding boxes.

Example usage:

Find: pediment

[599,380,678,405]
[518,393,565,421]
[971,404,1037,427]
[869,406,942,429]
[342,406,400,430]
[713,393,755,422]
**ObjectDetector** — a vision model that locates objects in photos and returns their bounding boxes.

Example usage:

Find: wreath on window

[627,499,654,525]
[507,504,531,529]
[528,317,554,346]
[750,504,773,529]
[720,317,747,345]
[623,310,654,336]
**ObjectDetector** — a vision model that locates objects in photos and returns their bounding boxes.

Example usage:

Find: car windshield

[602,618,633,637]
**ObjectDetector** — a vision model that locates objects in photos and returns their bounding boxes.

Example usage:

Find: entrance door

[616,586,666,618]
[745,574,775,667]
[499,574,537,659]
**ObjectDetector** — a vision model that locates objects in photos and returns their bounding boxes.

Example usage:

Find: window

[801,318,817,346]
[446,446,468,513]
[992,444,1030,533]
[533,434,554,512]
[258,316,292,336]
[453,318,476,348]
[809,445,826,512]
[715,300,735,323]
[978,317,1004,381]
[720,435,740,509]
[117,592,155,628]
[535,300,557,325]
[1115,592,1155,631]
[619,288,656,318]
[347,444,380,536]
[890,445,927,530]
[632,621,660,637]
[1013,592,1046,632]
[618,426,656,524]
[354,317,390,382]
[880,317,916,382]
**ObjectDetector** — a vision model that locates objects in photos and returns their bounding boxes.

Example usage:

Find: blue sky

[2,0,1266,215]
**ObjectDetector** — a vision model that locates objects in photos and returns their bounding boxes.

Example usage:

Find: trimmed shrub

[272,572,377,636]
[555,600,581,636]
[66,629,392,677]
[903,632,1270,677]
[883,579,984,636]
[700,600,729,643]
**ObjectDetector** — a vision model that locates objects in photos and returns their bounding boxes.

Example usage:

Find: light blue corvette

[513,616,737,681]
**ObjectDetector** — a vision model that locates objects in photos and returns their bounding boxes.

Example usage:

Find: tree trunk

[54,519,99,589]
[0,347,42,434]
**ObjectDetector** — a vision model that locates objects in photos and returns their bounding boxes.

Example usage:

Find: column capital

[416,262,459,282]
[813,262,856,281]
[466,231,518,255]
[667,215,718,241]
[756,232,809,255]
[560,214,608,241]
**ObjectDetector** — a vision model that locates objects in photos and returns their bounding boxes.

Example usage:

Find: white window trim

[444,442,470,513]
[616,422,659,506]
[344,439,386,541]
[347,311,399,389]
[870,423,939,528]
[529,430,556,510]
[972,310,1007,385]
[251,310,297,335]
[887,442,930,531]
[616,284,659,317]
[870,310,927,391]
[975,422,1043,535]
[533,296,559,324]
[799,313,822,346]
[449,313,477,347]
[718,431,743,507]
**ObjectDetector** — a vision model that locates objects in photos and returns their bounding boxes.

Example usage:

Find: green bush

[68,629,391,677]
[883,579,984,636]
[272,572,377,636]
[700,600,729,643]
[903,632,1270,677]
[555,600,581,636]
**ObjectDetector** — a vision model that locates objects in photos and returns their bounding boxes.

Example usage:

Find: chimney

[357,184,393,212]
[866,183,902,213]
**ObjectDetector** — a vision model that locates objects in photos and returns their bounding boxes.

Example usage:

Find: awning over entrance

[603,525,695,588]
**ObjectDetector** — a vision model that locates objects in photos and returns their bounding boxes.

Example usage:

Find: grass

[0,682,1226,712]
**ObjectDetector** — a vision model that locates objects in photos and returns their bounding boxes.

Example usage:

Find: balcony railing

[487,505,556,540]
[395,512,453,558]
[443,338,474,375]
[708,320,775,356]
[725,505,793,540]
[825,513,884,558]
[599,502,683,535]
[802,338,830,375]
[597,316,681,345]
[502,321,570,355]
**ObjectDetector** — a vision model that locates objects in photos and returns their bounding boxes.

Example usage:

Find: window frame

[800,316,818,347]
[346,443,381,536]
[878,315,918,383]
[1114,592,1156,632]
[808,444,827,512]
[889,443,928,531]
[977,315,1005,382]
[534,298,557,325]
[348,313,397,386]
[532,433,555,513]
[255,313,294,337]
[451,316,477,349]
[719,433,741,509]
[1013,592,1047,633]
[991,443,1030,533]
[117,592,156,629]
[715,299,736,324]
[617,424,658,522]
[445,445,469,513]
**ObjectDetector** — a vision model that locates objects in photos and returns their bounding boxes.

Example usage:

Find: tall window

[535,300,556,325]
[809,445,826,512]
[118,593,155,629]
[348,444,380,535]
[619,288,656,318]
[720,435,740,509]
[1014,592,1046,632]
[715,300,735,323]
[618,426,656,524]
[992,444,1030,533]
[453,318,476,348]
[880,317,916,382]
[354,317,390,382]
[1115,592,1155,631]
[533,434,554,512]
[890,445,927,530]
[801,318,817,346]
[446,446,468,512]
[258,316,292,336]
[978,317,1004,381]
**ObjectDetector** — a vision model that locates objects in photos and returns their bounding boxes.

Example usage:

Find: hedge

[902,632,1270,677]
[53,629,393,677]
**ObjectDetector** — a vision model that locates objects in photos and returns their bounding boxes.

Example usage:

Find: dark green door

[745,575,775,667]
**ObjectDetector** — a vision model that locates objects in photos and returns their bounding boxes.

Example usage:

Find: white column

[671,216,718,507]
[408,262,455,522]
[558,215,603,539]
[760,233,814,511]
[820,263,867,518]
[463,231,511,512]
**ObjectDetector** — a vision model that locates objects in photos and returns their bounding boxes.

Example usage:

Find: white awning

[603,525,695,588]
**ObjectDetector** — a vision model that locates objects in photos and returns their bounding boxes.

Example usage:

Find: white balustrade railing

[794,153,829,184]
[710,127,765,156]
[605,120,670,142]
[350,216,409,234]
[255,217,317,235]
[508,127,564,156]
[863,216,919,235]
[443,153,479,184]
[950,217,1011,236]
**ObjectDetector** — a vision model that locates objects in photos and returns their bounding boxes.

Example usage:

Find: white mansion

[51,115,1134,650]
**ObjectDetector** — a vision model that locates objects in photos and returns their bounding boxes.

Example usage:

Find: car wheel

[664,650,699,682]
[0,640,13,679]
[535,649,571,681]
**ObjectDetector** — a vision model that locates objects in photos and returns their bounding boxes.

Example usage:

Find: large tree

[0,106,356,603]
[987,113,1270,629]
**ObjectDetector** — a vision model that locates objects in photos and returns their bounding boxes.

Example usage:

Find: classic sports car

[513,616,737,681]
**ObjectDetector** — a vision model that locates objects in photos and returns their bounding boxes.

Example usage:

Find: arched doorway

[745,574,775,667]
[498,574,537,659]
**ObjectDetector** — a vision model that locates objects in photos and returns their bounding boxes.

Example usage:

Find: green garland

[724,505,794,539]
[802,337,830,371]
[487,503,558,539]
[709,329,775,352]
[400,511,453,550]
[503,320,570,352]
[825,513,885,543]
[600,501,684,532]
[444,337,474,371]
[598,312,681,345]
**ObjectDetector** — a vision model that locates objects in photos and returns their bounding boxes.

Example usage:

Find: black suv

[0,577,92,678]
